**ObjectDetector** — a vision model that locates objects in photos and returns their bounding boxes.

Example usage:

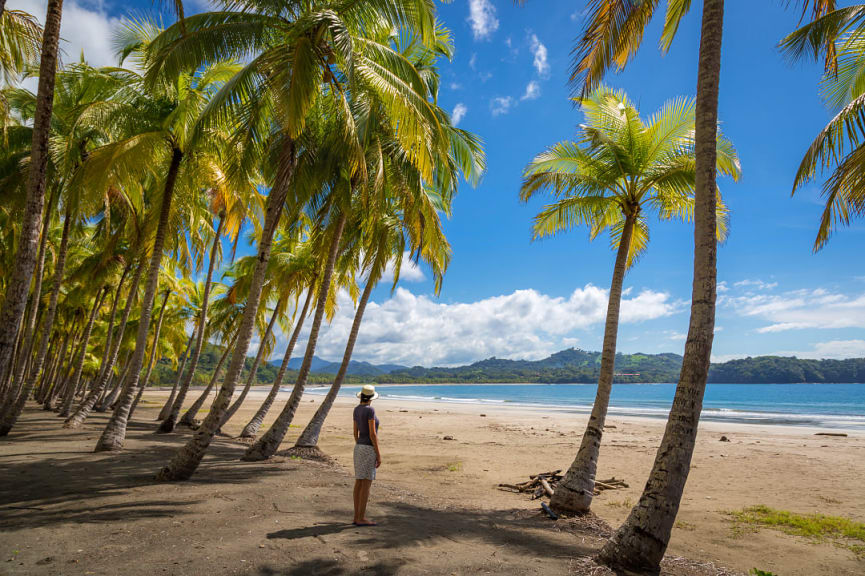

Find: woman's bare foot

[354,518,377,526]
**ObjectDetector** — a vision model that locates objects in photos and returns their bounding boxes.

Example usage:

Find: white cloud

[722,287,865,333]
[529,34,550,77]
[9,0,122,70]
[733,279,778,291]
[469,53,478,70]
[490,96,513,116]
[804,339,865,359]
[468,0,499,40]
[279,285,682,367]
[449,82,462,90]
[380,252,425,285]
[521,80,540,101]
[452,103,467,126]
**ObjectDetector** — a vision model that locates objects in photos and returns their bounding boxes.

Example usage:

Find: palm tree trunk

[551,213,635,515]
[64,260,143,426]
[101,358,131,411]
[55,287,110,420]
[217,299,282,431]
[0,0,63,389]
[0,288,93,434]
[156,139,295,481]
[243,212,347,461]
[130,290,170,417]
[35,336,57,403]
[26,204,70,409]
[293,275,374,449]
[96,263,131,386]
[47,321,78,410]
[157,215,223,433]
[240,285,314,438]
[179,331,236,427]
[97,148,183,452]
[157,329,194,421]
[598,2,724,572]
[10,185,58,395]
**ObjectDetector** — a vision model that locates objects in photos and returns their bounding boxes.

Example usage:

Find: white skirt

[354,444,377,480]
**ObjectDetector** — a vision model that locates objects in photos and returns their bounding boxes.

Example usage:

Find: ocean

[301,383,865,430]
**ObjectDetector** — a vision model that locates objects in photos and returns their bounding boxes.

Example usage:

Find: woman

[353,384,381,526]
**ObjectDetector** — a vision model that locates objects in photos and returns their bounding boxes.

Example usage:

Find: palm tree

[564,1,831,571]
[0,0,64,393]
[63,257,143,426]
[238,237,320,439]
[521,87,739,515]
[152,0,442,481]
[782,5,865,248]
[94,20,243,451]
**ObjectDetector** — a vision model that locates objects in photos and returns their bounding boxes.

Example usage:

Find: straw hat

[356,384,379,400]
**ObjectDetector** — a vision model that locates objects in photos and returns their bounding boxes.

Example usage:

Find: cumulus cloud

[804,339,865,359]
[379,252,425,285]
[280,285,682,367]
[9,0,122,69]
[734,279,778,290]
[468,0,499,40]
[528,34,550,77]
[521,80,540,101]
[490,96,514,116]
[452,103,467,126]
[721,286,865,333]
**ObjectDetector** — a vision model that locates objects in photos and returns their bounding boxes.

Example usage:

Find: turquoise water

[301,383,865,430]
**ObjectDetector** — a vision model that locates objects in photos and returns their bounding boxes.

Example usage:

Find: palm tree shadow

[267,522,356,540]
[257,558,407,576]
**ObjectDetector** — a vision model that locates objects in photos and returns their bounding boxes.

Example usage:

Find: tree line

[1,0,863,573]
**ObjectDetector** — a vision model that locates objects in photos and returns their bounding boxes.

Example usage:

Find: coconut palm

[566,1,831,571]
[782,5,865,248]
[521,86,739,515]
[238,237,320,439]
[88,18,243,451]
[0,0,64,394]
[151,0,443,481]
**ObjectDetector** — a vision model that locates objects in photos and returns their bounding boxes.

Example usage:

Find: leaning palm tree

[782,5,865,248]
[521,86,739,515]
[566,1,831,571]
[151,0,443,481]
[0,0,64,392]
[94,20,243,451]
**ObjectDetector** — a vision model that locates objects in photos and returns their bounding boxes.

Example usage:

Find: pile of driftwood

[498,470,628,499]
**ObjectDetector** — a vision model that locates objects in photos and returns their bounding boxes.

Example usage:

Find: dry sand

[1,387,863,576]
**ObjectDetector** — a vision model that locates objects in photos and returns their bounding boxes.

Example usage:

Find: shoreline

[292,384,865,434]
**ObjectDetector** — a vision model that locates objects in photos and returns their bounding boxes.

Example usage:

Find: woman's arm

[368,419,381,468]
[353,420,359,443]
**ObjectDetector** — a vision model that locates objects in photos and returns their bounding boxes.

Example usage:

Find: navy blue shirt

[353,404,379,446]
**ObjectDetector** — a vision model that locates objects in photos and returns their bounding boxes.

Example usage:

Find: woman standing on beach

[353,385,381,526]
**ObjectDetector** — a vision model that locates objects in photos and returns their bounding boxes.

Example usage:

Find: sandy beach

[2,388,863,575]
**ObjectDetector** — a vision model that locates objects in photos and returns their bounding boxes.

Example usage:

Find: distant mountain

[372,349,865,384]
[278,356,408,376]
[151,345,865,388]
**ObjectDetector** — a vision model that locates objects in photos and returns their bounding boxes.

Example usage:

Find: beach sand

[1,388,863,575]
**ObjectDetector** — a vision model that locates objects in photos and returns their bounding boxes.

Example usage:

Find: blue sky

[11,0,865,367]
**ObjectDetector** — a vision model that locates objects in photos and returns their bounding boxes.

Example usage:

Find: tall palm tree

[521,86,739,515]
[152,0,442,481]
[782,4,865,248]
[565,1,832,571]
[0,0,64,393]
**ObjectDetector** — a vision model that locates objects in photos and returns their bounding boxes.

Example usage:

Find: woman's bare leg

[358,479,373,523]
[353,480,362,523]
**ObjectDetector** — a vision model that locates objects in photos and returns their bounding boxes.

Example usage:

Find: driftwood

[499,471,627,502]
[814,432,847,437]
